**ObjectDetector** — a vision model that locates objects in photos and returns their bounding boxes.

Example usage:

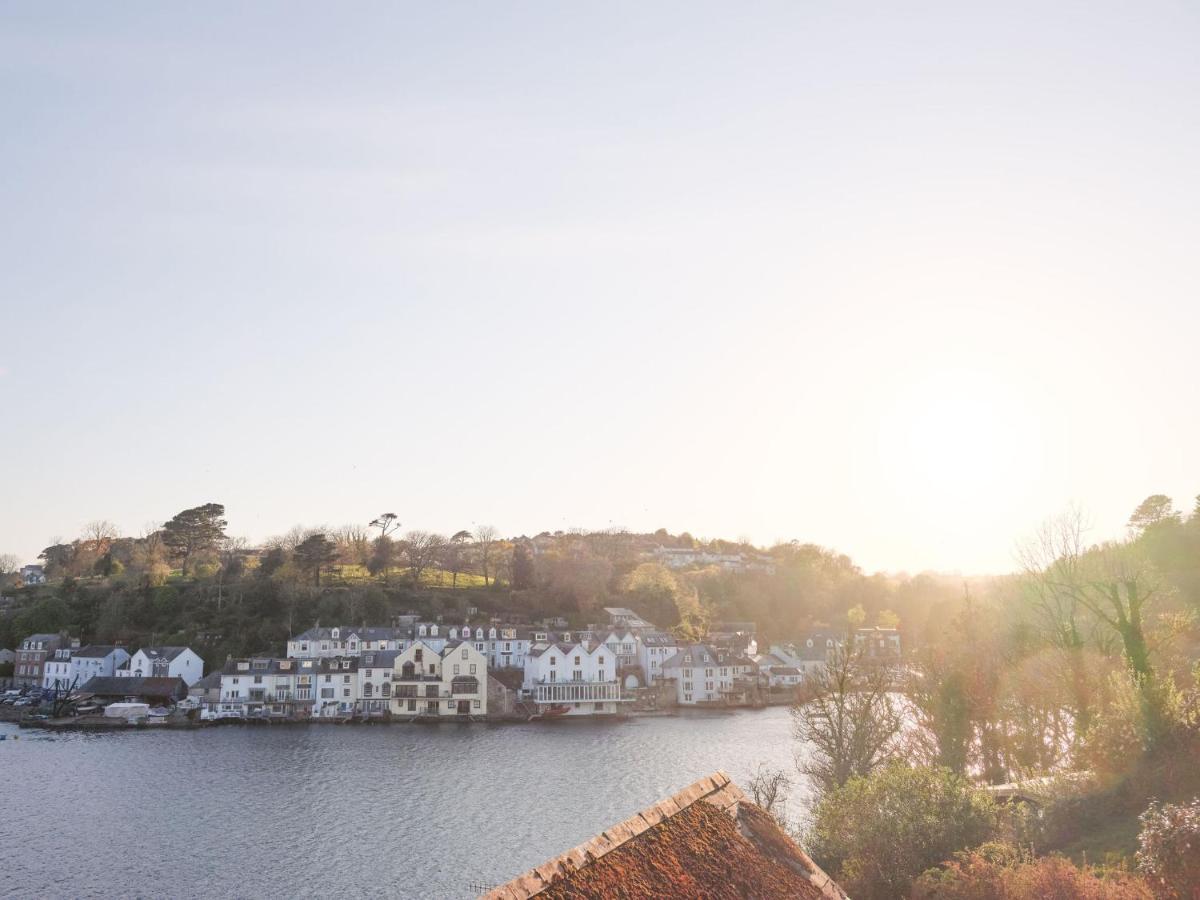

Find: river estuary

[2,707,810,899]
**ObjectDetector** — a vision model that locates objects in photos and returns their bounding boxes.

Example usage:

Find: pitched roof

[135,646,190,661]
[78,676,188,700]
[72,644,126,659]
[484,771,847,900]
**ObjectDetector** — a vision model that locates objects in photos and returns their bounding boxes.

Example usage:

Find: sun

[877,367,1042,522]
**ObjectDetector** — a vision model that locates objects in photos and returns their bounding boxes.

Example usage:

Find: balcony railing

[529,681,625,704]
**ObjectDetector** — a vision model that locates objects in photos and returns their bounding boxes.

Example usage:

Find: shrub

[912,843,1154,899]
[1136,797,1200,899]
[806,764,997,900]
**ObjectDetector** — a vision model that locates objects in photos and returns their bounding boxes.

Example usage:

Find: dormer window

[341,661,350,670]
[430,625,438,636]
[419,625,427,636]
[331,628,340,639]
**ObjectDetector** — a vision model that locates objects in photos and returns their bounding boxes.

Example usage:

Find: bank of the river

[1,706,810,900]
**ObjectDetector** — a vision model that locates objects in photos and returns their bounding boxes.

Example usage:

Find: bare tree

[332,524,372,568]
[404,531,446,586]
[791,644,903,796]
[81,520,120,554]
[747,763,794,831]
[1021,507,1176,743]
[0,553,19,575]
[474,525,499,586]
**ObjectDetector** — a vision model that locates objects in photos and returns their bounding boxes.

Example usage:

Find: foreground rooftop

[483,771,847,899]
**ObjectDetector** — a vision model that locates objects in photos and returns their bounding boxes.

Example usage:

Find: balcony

[528,681,626,704]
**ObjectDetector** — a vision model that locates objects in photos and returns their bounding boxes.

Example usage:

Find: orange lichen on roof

[483,771,847,900]
[538,798,825,900]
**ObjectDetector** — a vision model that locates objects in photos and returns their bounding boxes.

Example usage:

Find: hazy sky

[2,2,1198,574]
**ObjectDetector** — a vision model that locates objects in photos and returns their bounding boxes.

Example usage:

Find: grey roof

[358,650,399,668]
[72,644,126,659]
[640,632,678,646]
[221,657,312,675]
[136,646,190,661]
[78,676,188,700]
[191,671,223,690]
[291,625,402,642]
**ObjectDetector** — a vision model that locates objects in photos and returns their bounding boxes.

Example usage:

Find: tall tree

[444,530,472,588]
[369,512,401,538]
[1128,494,1180,533]
[293,533,338,587]
[791,644,903,795]
[403,531,446,586]
[473,525,499,586]
[161,503,228,576]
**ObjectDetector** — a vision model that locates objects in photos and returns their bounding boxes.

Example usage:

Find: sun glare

[878,368,1041,522]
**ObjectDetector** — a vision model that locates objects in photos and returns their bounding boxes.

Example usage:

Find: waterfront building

[42,647,75,692]
[520,639,625,716]
[391,639,487,717]
[635,632,680,685]
[120,646,205,686]
[314,656,359,717]
[218,657,318,718]
[77,675,188,706]
[70,645,131,685]
[660,644,759,706]
[356,649,397,715]
[189,671,222,714]
[14,632,71,688]
[484,771,846,899]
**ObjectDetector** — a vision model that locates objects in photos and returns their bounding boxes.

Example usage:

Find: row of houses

[12,633,205,691]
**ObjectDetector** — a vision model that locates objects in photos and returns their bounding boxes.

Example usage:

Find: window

[461,648,468,660]
[473,700,480,709]
[343,675,350,684]
[453,664,460,675]
[343,688,350,697]
[415,649,423,662]
[469,664,476,675]
[599,655,605,665]
[574,656,581,665]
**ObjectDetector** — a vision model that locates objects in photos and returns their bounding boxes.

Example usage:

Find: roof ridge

[482,771,742,900]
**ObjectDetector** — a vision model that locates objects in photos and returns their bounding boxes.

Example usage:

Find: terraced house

[390,640,487,718]
[521,639,627,717]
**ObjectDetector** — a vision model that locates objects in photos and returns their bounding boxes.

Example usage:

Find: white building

[521,640,626,716]
[20,565,47,585]
[286,626,400,659]
[217,657,319,719]
[391,640,488,717]
[121,646,205,686]
[70,645,130,685]
[636,632,680,685]
[660,644,758,706]
[357,649,398,716]
[42,647,74,691]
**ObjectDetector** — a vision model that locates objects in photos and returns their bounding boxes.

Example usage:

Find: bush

[1136,797,1200,899]
[806,765,997,900]
[913,842,1154,899]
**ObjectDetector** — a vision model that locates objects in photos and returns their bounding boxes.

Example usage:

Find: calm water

[1,708,809,899]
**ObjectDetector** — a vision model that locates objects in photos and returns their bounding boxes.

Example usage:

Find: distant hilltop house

[20,564,46,585]
[118,646,205,686]
[649,546,776,575]
[484,771,847,899]
[0,648,15,666]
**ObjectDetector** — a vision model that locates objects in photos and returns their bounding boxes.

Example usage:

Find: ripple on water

[0,710,809,899]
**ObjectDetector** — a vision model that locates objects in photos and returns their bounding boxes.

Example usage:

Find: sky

[2,2,1198,574]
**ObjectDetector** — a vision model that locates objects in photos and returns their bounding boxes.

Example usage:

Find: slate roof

[78,676,188,701]
[136,646,190,661]
[358,650,400,668]
[483,772,847,900]
[72,644,125,659]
